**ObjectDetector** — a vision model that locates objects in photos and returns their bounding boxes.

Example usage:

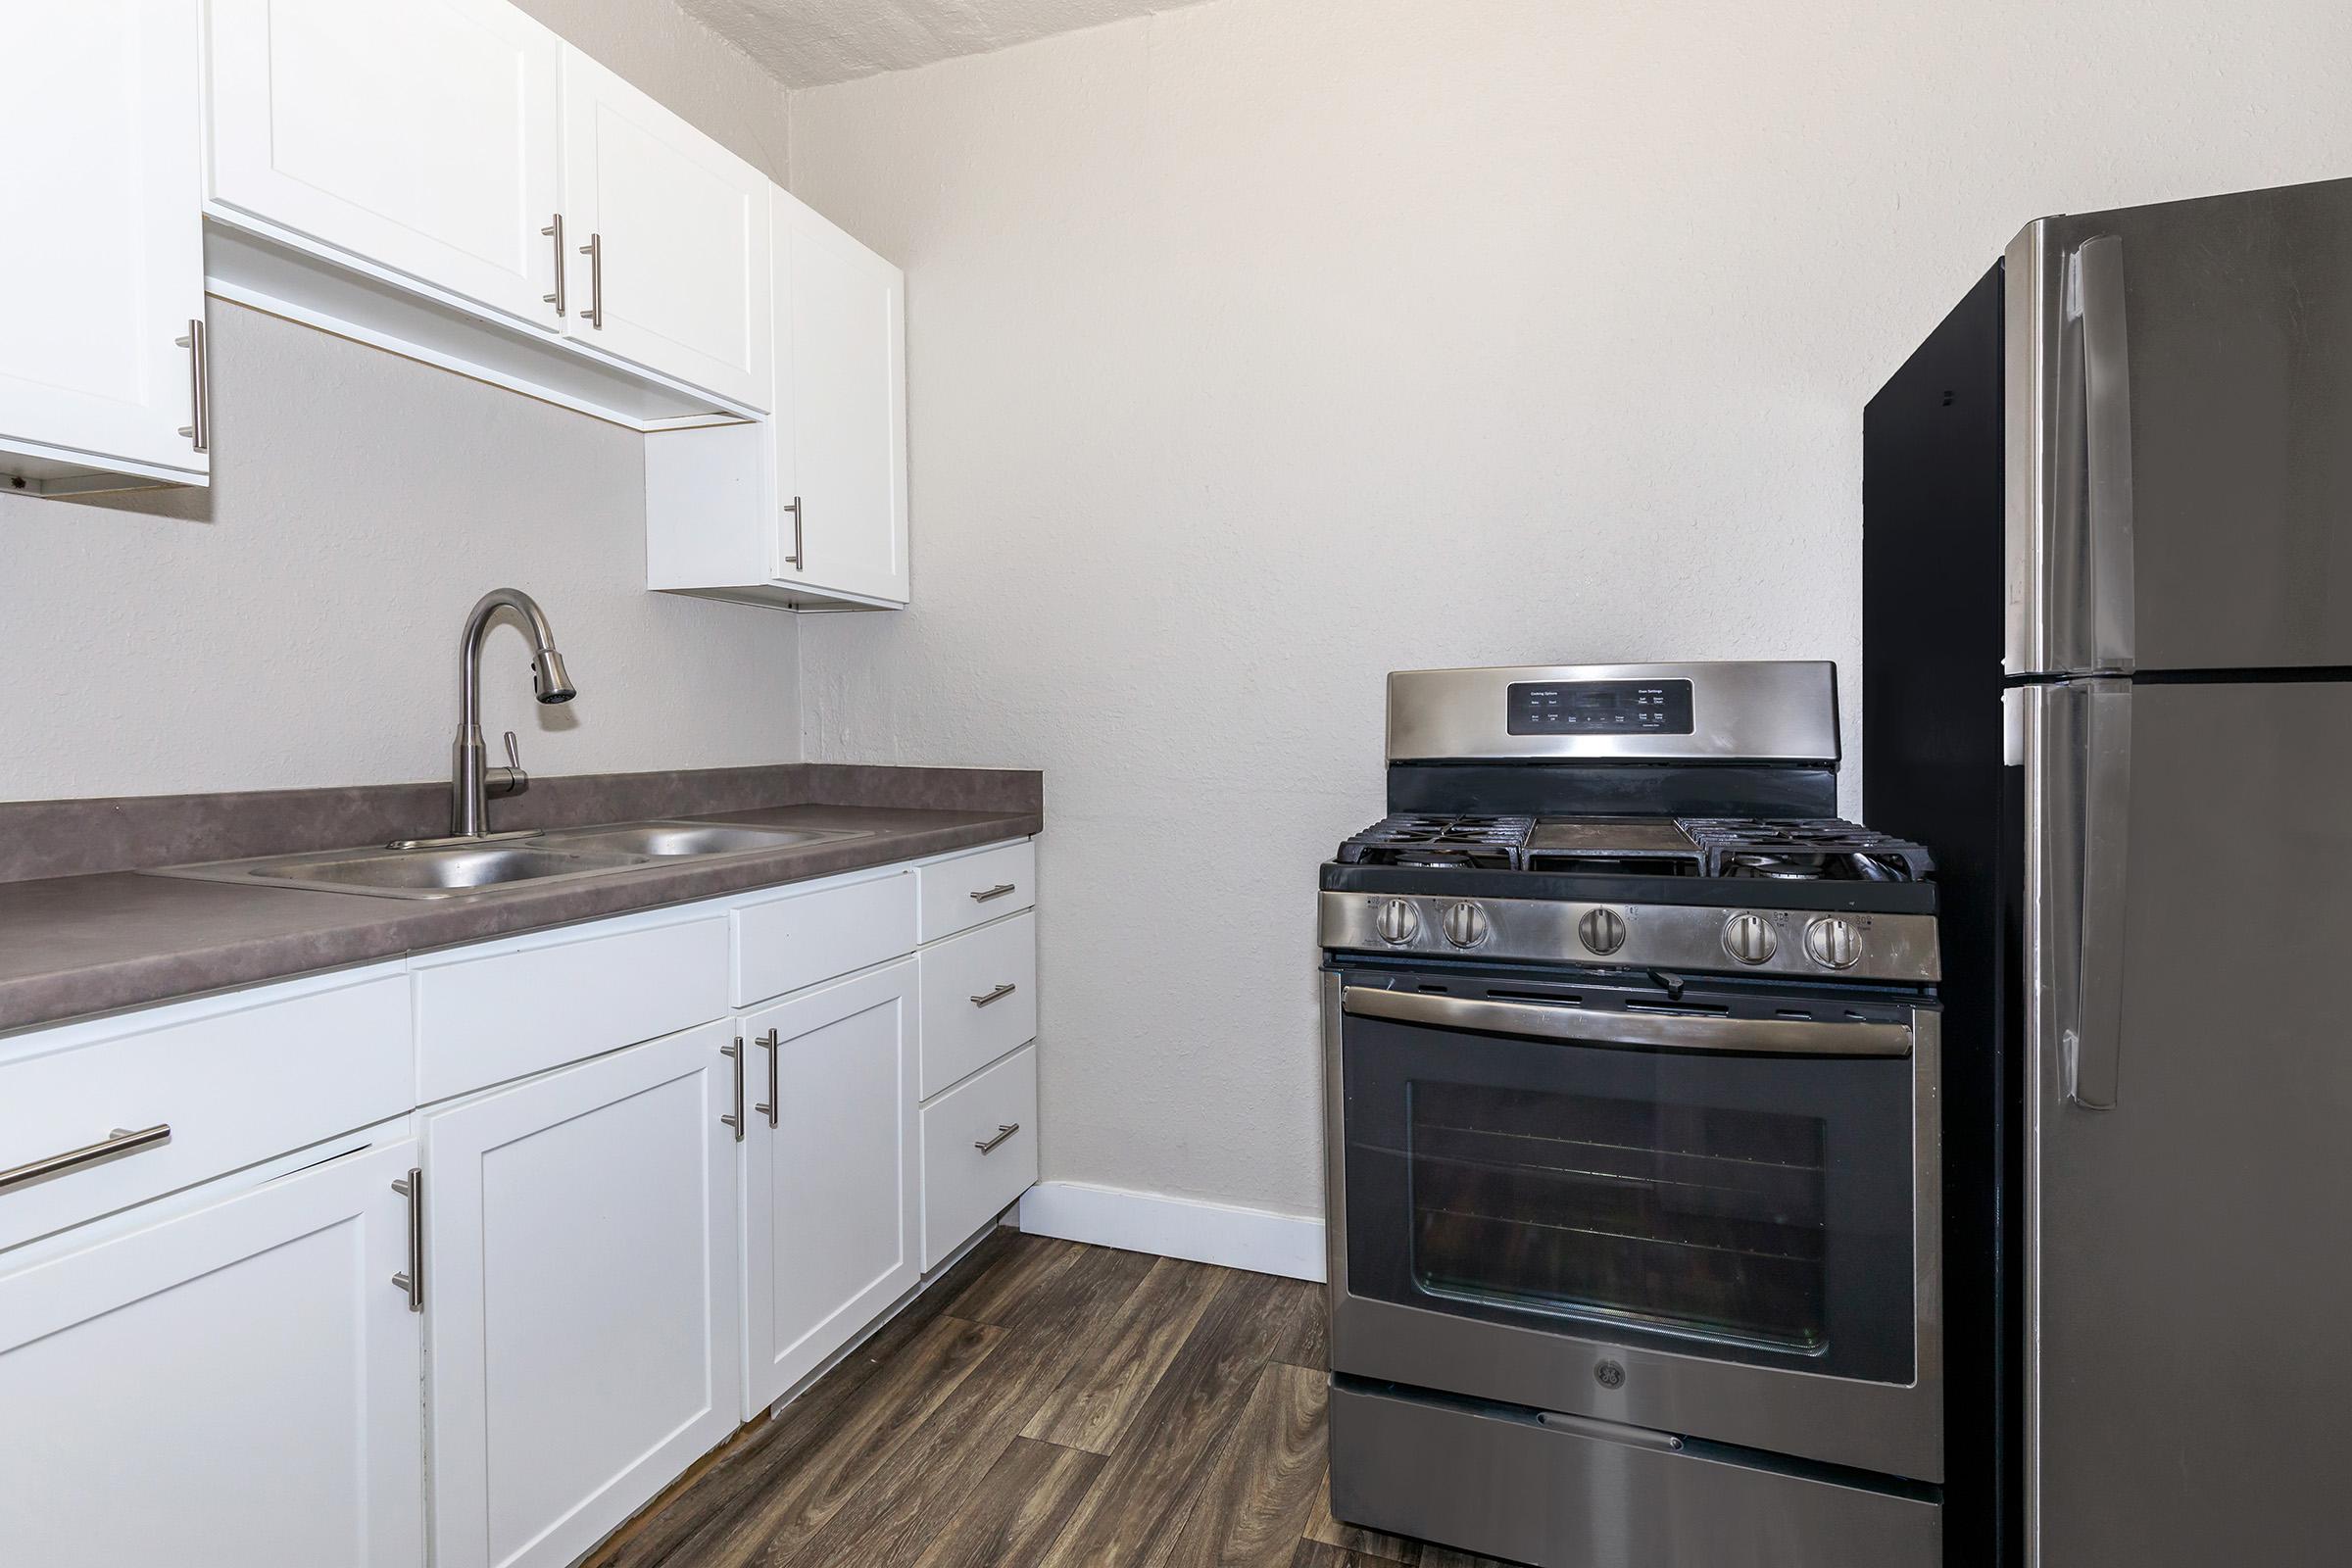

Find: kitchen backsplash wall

[0,0,800,805]
[786,0,2352,1223]
[0,302,801,803]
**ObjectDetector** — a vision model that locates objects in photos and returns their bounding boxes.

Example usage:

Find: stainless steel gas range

[1320,662,1943,1568]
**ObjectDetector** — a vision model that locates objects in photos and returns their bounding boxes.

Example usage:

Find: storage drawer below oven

[1327,1379,1939,1568]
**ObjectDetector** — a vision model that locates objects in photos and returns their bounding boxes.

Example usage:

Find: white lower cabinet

[0,1139,425,1567]
[740,958,919,1414]
[0,838,1037,1563]
[919,1042,1040,1270]
[421,1020,741,1568]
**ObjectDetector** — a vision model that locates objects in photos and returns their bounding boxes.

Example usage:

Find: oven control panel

[1505,678,1693,736]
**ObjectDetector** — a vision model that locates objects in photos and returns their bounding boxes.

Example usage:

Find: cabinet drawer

[917,840,1035,944]
[919,1044,1036,1269]
[0,973,412,1253]
[734,869,917,1005]
[917,911,1036,1100]
[415,912,728,1102]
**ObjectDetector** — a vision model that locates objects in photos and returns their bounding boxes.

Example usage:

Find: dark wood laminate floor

[584,1231,1510,1568]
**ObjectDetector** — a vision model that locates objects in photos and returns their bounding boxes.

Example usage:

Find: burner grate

[1336,815,1533,869]
[1334,813,1933,882]
[1678,818,1936,881]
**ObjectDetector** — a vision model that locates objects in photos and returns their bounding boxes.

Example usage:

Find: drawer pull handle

[970,883,1018,904]
[0,1124,172,1195]
[970,983,1017,1007]
[974,1122,1021,1154]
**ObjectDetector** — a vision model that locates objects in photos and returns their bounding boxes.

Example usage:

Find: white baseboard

[1016,1180,1327,1282]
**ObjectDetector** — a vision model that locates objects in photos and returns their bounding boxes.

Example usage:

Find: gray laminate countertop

[0,778,1041,1037]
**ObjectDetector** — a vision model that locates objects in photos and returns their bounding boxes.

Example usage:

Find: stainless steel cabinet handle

[1343,986,1915,1058]
[578,233,604,329]
[174,319,208,452]
[974,1123,1020,1154]
[782,495,804,570]
[754,1028,780,1129]
[390,1167,423,1311]
[2072,234,2136,674]
[970,883,1017,904]
[721,1037,745,1141]
[969,983,1017,1007]
[541,214,566,317]
[0,1123,172,1194]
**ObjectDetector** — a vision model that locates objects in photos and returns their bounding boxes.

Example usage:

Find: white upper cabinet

[778,189,911,604]
[644,190,908,610]
[560,49,772,411]
[0,1141,425,1568]
[0,0,208,492]
[205,0,565,329]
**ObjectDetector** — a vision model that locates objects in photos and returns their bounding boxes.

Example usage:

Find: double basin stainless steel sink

[149,820,867,901]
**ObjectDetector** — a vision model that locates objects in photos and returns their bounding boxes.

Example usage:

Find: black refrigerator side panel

[1863,260,2014,1568]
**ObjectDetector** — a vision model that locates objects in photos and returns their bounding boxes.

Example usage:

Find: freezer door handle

[2072,233,2137,673]
[2059,680,2132,1109]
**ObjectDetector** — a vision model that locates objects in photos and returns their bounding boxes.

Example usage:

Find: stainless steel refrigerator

[1865,173,2352,1568]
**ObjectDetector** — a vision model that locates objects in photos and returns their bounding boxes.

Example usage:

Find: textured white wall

[0,302,800,801]
[787,0,2352,1220]
[0,0,800,804]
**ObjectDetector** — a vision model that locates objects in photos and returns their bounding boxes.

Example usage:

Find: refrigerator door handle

[2072,233,2137,674]
[2063,680,2132,1109]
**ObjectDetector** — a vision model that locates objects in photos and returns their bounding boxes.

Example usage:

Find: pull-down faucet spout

[450,588,575,839]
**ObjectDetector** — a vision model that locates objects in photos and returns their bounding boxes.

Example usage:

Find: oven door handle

[1342,986,1914,1057]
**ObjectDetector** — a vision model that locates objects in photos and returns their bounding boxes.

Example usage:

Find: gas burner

[1681,819,1936,881]
[1727,853,1826,881]
[1337,815,1534,868]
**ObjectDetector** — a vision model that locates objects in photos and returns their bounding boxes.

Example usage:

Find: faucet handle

[487,730,530,801]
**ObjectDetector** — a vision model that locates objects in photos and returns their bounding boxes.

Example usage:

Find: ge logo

[1593,1359,1626,1390]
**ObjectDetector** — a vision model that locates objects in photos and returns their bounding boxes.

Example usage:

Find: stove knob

[1805,916,1864,970]
[1442,902,1491,948]
[1722,912,1778,965]
[1374,899,1421,945]
[1578,906,1628,956]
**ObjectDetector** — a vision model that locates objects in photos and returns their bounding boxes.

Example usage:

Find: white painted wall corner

[1016,1180,1326,1283]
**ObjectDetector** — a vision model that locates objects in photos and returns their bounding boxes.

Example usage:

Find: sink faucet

[450,588,575,839]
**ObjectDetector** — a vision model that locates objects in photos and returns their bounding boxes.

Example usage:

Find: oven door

[1324,966,1942,1483]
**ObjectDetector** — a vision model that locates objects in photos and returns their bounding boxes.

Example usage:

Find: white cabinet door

[776,188,910,604]
[0,0,207,485]
[741,959,918,1415]
[561,48,771,409]
[205,0,564,327]
[0,1141,423,1567]
[423,1022,741,1568]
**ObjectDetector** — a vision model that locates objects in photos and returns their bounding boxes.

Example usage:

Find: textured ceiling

[677,0,1200,88]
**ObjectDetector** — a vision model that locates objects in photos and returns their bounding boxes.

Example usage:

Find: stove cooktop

[1335,813,1935,882]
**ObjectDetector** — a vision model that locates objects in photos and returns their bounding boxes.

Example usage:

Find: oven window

[1407,1081,1828,1350]
[1341,978,1920,1385]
